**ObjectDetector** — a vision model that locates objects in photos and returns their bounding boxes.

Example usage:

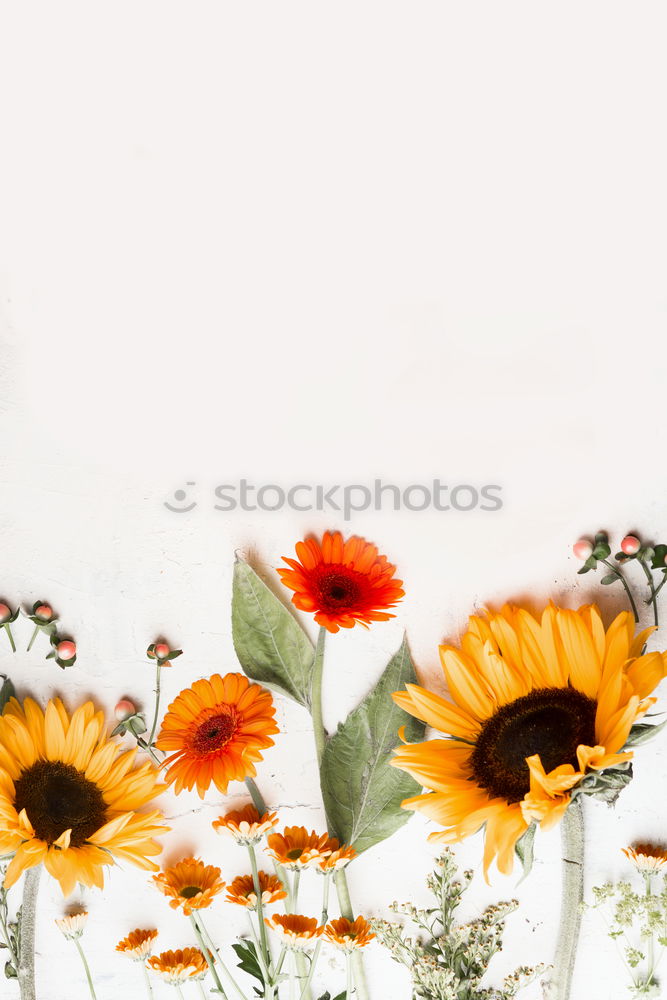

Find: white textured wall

[1,4,667,998]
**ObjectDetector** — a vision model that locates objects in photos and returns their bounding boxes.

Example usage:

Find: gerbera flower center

[287,848,304,860]
[192,710,237,755]
[179,885,203,899]
[471,687,597,804]
[13,760,108,847]
[314,568,363,611]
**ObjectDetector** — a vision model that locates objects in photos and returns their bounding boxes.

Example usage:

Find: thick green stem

[147,661,163,747]
[546,797,585,1000]
[26,625,40,652]
[17,866,40,1000]
[346,954,353,998]
[74,938,98,1000]
[311,627,327,766]
[335,870,369,1000]
[4,624,16,653]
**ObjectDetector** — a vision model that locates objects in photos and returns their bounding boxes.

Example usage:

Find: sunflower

[622,843,667,873]
[148,948,208,985]
[156,674,279,797]
[277,531,404,633]
[225,872,287,909]
[116,928,159,961]
[264,914,322,950]
[392,605,667,876]
[212,803,279,844]
[55,911,88,940]
[153,857,225,915]
[266,826,337,870]
[324,916,375,952]
[0,697,167,895]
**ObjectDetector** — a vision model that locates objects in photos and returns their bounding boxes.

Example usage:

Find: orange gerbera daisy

[266,826,337,869]
[264,914,322,950]
[324,916,375,951]
[277,531,404,633]
[622,843,667,873]
[225,872,287,909]
[212,804,279,844]
[116,928,159,961]
[148,948,208,985]
[392,604,667,877]
[153,857,225,915]
[316,844,357,873]
[156,674,279,797]
[0,697,167,896]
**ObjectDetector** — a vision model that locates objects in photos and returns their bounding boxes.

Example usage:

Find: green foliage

[232,940,265,996]
[372,850,546,1000]
[319,636,425,853]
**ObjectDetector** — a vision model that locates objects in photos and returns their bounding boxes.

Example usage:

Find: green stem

[335,871,369,1000]
[311,627,327,766]
[297,875,332,1000]
[74,938,97,1000]
[195,913,248,1000]
[546,797,585,1000]
[346,954,353,998]
[147,661,163,747]
[26,625,40,652]
[247,844,272,982]
[197,982,208,999]
[17,866,40,1000]
[3,624,16,653]
[644,873,656,986]
[175,986,185,1000]
[602,560,640,623]
[190,914,229,1000]
[245,776,267,815]
[142,962,155,1000]
[639,559,660,629]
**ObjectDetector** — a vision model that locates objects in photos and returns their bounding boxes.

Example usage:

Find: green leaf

[320,635,426,853]
[232,558,314,709]
[0,676,15,712]
[600,573,618,585]
[231,940,264,989]
[514,822,537,881]
[623,718,667,747]
[651,544,667,569]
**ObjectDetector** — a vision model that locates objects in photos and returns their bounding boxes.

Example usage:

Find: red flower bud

[0,604,11,623]
[154,643,170,660]
[114,699,136,721]
[620,535,641,556]
[56,640,76,660]
[34,604,53,621]
[573,539,593,560]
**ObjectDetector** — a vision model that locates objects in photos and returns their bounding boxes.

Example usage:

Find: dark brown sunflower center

[180,885,203,899]
[14,760,107,847]
[315,569,363,611]
[470,687,597,804]
[192,710,236,755]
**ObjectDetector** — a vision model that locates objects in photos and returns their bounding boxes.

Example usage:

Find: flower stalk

[73,937,98,1000]
[17,866,40,1000]
[547,797,585,1000]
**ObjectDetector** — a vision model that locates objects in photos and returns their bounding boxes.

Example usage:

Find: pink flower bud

[0,604,11,623]
[573,539,593,560]
[621,535,641,556]
[56,640,76,660]
[114,699,136,721]
[154,643,170,660]
[35,604,53,620]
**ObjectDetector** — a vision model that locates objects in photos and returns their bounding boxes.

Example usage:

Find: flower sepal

[147,642,182,667]
[111,711,148,739]
[576,532,611,574]
[46,637,77,669]
[575,761,634,807]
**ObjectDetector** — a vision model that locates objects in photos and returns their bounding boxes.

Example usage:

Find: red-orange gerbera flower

[156,674,279,796]
[277,531,404,633]
[212,804,279,844]
[225,872,287,909]
[153,857,225,915]
[116,928,158,961]
[324,916,375,951]
[266,826,337,869]
[264,914,322,950]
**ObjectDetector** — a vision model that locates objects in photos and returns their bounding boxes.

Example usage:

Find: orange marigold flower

[622,843,667,873]
[324,916,375,951]
[225,872,287,909]
[264,914,322,950]
[116,928,158,961]
[156,673,279,797]
[317,844,357,873]
[212,804,279,844]
[277,531,404,633]
[153,857,225,915]
[148,948,208,984]
[266,827,337,869]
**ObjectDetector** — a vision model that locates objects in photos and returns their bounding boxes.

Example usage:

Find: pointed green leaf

[0,676,15,713]
[320,635,426,853]
[515,822,537,881]
[232,558,314,709]
[600,573,618,585]
[623,718,667,747]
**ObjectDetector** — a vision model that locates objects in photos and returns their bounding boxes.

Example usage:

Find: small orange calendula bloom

[153,857,225,915]
[316,844,357,873]
[148,948,208,984]
[212,804,279,844]
[277,531,404,633]
[622,843,667,873]
[324,916,375,951]
[225,872,287,909]
[266,827,338,870]
[264,914,322,950]
[116,928,158,961]
[157,673,279,797]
